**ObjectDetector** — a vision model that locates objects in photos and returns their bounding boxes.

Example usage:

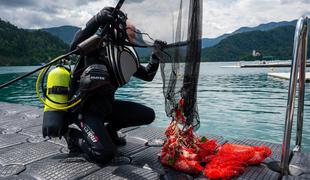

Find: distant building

[252,50,261,57]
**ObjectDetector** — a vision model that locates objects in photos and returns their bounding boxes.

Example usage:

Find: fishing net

[160,100,272,179]
[122,0,201,130]
[204,144,272,179]
[122,1,272,179]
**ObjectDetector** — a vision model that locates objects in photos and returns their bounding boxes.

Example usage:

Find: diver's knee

[145,108,155,125]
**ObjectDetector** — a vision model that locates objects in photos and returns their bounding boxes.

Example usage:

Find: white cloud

[0,0,115,28]
[0,0,310,39]
[204,0,310,37]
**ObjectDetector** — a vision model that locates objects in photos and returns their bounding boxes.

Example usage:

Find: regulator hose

[36,66,81,110]
[40,64,79,105]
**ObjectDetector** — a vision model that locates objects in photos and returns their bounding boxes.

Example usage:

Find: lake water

[0,62,310,151]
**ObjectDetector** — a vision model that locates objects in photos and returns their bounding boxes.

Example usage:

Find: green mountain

[41,26,81,44]
[201,25,303,62]
[39,20,301,62]
[0,18,304,65]
[39,20,297,49]
[202,20,297,48]
[0,19,69,66]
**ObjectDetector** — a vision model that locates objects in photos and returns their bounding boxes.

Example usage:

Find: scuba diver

[42,7,166,164]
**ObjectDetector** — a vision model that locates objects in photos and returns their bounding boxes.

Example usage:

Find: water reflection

[0,62,309,151]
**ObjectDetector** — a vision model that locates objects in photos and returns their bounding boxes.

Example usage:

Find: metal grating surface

[126,127,166,141]
[24,154,100,180]
[23,110,42,120]
[282,175,310,180]
[132,147,194,180]
[48,138,68,147]
[0,109,8,117]
[0,117,42,130]
[119,126,141,133]
[0,164,26,177]
[110,156,131,165]
[20,125,42,137]
[131,147,164,174]
[2,127,22,134]
[117,137,148,156]
[126,127,226,146]
[0,103,35,115]
[0,103,308,180]
[0,142,61,166]
[228,139,282,162]
[27,136,46,143]
[0,108,42,130]
[2,174,37,180]
[289,152,310,176]
[236,165,280,180]
[205,133,227,145]
[0,133,28,149]
[81,165,160,180]
[0,105,40,118]
[164,170,194,180]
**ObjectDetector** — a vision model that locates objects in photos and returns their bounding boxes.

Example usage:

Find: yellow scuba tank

[44,66,71,111]
[42,66,71,138]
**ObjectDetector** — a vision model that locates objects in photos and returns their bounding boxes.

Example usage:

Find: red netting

[160,99,272,179]
[204,144,272,179]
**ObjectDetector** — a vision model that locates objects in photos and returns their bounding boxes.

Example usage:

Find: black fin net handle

[115,0,125,11]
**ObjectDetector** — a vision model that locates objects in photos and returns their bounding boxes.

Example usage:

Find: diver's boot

[106,125,126,146]
[64,128,84,154]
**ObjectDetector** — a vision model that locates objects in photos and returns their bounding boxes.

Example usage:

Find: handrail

[295,17,308,152]
[280,16,308,175]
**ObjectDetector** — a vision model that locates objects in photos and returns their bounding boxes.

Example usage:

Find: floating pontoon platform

[0,102,309,179]
[240,63,310,68]
[268,72,310,82]
[221,63,310,68]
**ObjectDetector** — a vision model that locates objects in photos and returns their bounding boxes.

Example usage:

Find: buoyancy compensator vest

[105,43,140,87]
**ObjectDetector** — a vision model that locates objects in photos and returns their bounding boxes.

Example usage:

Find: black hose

[40,64,81,105]
[40,64,67,105]
[0,0,125,90]
[0,49,78,90]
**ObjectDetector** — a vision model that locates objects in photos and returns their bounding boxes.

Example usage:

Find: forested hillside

[201,26,303,61]
[41,26,80,44]
[0,18,305,65]
[0,19,69,66]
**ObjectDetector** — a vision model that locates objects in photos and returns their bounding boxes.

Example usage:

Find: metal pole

[280,16,307,175]
[295,18,308,152]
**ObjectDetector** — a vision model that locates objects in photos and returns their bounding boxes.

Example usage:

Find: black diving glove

[151,40,167,63]
[70,7,115,51]
[92,7,114,27]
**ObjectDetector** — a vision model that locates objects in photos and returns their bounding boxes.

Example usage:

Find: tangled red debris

[160,99,272,179]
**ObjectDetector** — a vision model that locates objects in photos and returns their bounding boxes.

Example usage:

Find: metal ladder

[280,16,308,175]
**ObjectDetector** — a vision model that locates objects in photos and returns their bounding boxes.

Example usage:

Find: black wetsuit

[66,9,159,164]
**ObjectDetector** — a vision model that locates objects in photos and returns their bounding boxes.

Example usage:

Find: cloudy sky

[0,0,310,39]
